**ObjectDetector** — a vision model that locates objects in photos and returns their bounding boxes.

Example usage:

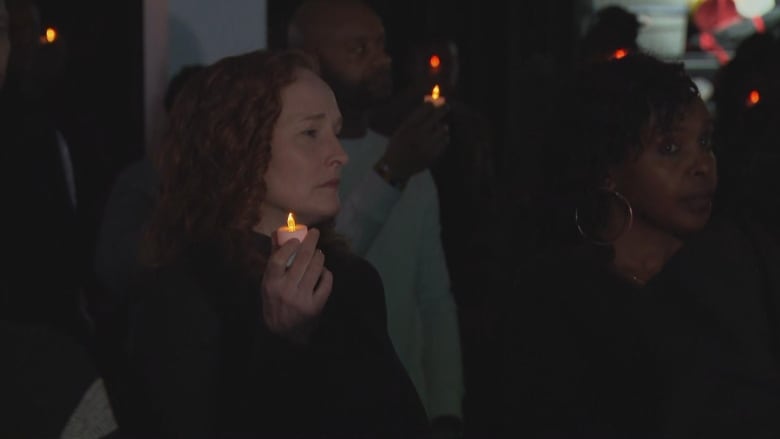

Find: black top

[0,89,85,340]
[0,320,104,438]
[501,216,780,438]
[124,233,430,438]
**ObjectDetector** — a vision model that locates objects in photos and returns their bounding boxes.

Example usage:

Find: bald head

[286,0,392,113]
[288,0,380,51]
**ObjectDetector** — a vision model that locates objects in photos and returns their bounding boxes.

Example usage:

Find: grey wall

[144,0,267,150]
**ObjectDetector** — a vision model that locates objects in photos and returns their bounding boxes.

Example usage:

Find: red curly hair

[142,49,326,274]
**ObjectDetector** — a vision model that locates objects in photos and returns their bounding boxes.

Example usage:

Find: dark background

[30,0,579,190]
[34,0,144,175]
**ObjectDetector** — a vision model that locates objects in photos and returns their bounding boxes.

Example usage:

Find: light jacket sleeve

[418,186,464,419]
[335,169,401,256]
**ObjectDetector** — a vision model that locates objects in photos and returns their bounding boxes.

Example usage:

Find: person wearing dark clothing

[0,0,86,341]
[0,320,118,438]
[121,49,430,437]
[712,33,780,243]
[93,64,202,314]
[505,216,780,438]
[501,53,780,438]
[127,233,428,437]
[91,65,203,419]
[1,89,82,337]
[0,3,119,437]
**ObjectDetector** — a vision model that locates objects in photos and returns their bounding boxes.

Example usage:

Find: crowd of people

[3,0,780,437]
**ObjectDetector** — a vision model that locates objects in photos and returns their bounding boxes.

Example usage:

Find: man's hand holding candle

[424,84,446,108]
[261,228,333,344]
[375,100,450,188]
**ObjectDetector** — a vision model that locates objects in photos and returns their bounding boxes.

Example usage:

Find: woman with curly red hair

[123,49,430,437]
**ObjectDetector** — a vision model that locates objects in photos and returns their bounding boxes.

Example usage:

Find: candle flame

[45,27,57,43]
[747,89,761,107]
[429,54,441,69]
[431,85,440,100]
[287,212,297,232]
[612,48,627,60]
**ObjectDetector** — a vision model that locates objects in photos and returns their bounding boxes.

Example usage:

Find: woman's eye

[661,143,680,154]
[352,44,366,56]
[302,129,317,138]
[700,135,713,151]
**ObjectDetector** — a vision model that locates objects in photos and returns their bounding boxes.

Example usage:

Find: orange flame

[431,85,440,100]
[612,48,627,60]
[429,54,441,69]
[44,27,57,43]
[287,212,297,232]
[747,90,761,107]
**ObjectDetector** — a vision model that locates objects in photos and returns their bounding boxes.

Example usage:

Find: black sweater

[124,234,430,438]
[501,217,780,438]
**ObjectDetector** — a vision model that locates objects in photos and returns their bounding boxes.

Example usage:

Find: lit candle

[424,84,446,108]
[40,27,57,44]
[276,213,308,268]
[276,212,308,246]
[429,54,441,73]
[611,48,628,60]
[747,89,761,107]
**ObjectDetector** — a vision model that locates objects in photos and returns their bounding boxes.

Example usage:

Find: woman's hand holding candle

[262,228,332,344]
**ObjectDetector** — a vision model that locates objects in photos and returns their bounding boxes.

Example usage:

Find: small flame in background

[612,48,628,60]
[41,27,57,44]
[747,90,761,107]
[429,54,441,69]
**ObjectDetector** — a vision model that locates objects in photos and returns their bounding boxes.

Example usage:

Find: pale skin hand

[261,228,333,344]
[380,103,450,181]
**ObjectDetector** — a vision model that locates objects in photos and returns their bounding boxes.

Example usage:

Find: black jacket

[124,233,430,438]
[501,216,780,438]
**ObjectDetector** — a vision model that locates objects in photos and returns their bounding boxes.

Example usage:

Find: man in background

[288,1,465,436]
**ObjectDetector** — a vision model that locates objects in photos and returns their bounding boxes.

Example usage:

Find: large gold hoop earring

[574,189,633,246]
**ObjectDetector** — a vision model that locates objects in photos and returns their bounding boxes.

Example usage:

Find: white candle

[277,212,308,246]
[424,84,446,108]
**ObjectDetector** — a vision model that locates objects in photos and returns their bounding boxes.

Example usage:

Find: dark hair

[535,52,699,246]
[142,49,335,276]
[579,5,641,63]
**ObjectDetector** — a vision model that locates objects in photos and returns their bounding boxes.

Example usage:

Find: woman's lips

[319,178,340,188]
[680,192,714,214]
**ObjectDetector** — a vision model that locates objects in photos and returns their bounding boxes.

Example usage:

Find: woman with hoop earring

[499,53,780,438]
